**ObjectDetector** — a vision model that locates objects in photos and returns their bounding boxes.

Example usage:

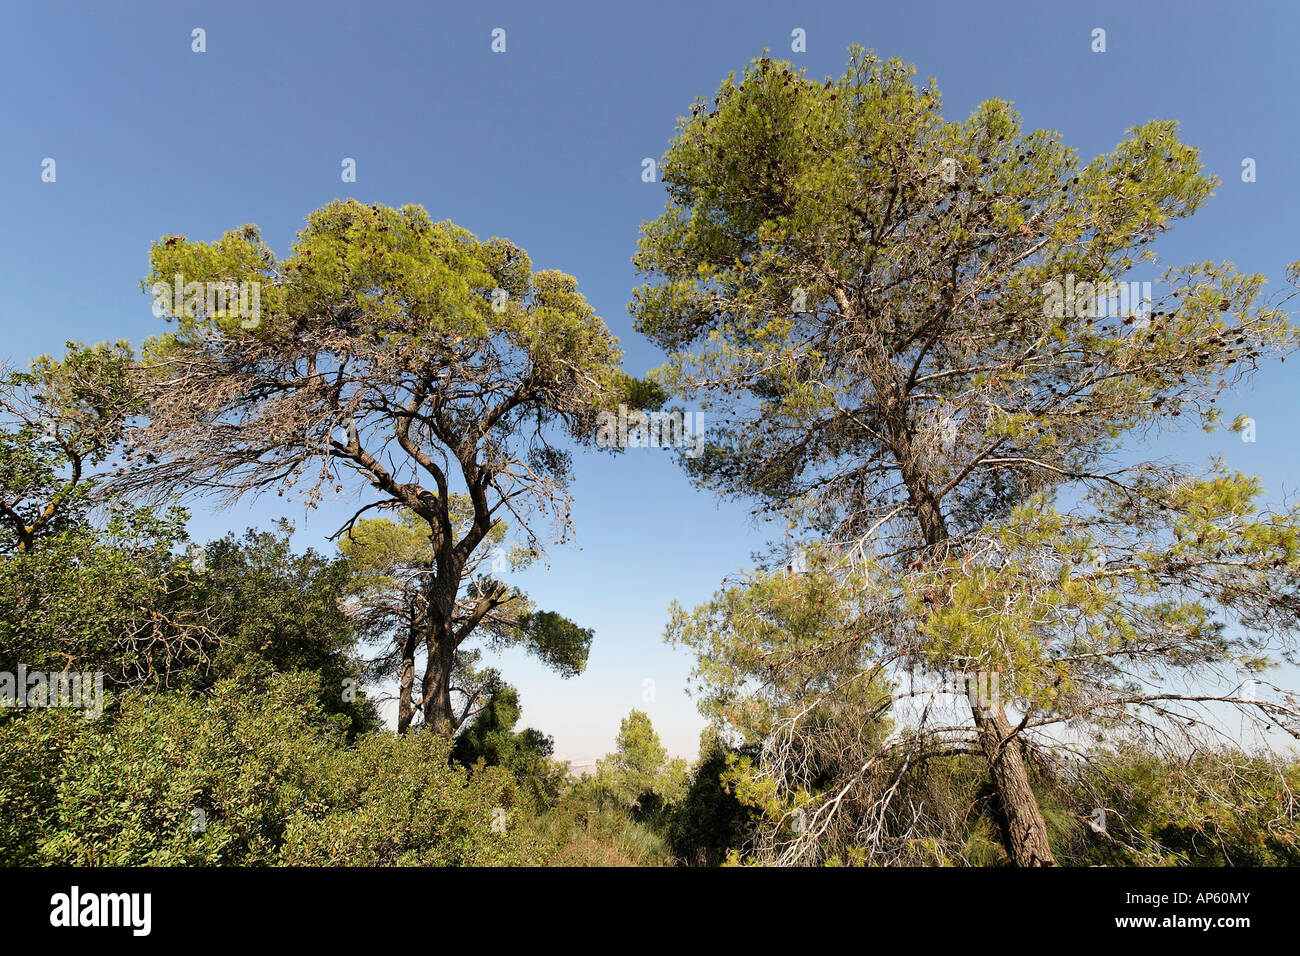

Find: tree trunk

[416,563,460,735]
[396,627,419,735]
[887,385,1056,866]
[420,634,456,735]
[973,704,1056,866]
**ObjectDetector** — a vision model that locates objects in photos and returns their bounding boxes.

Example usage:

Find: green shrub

[0,672,554,866]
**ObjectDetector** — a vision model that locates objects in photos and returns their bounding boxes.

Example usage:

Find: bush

[1063,746,1300,867]
[534,796,674,867]
[0,672,554,865]
[666,746,757,866]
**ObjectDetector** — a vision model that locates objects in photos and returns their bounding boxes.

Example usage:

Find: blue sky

[2,0,1296,761]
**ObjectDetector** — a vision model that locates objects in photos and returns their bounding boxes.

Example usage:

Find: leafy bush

[0,673,554,866]
[666,744,758,866]
[1064,746,1300,867]
[450,684,568,809]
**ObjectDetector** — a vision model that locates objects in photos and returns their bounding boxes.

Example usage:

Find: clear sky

[2,0,1296,762]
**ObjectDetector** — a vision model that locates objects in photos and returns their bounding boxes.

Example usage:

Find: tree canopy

[637,48,1300,865]
[118,200,625,732]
